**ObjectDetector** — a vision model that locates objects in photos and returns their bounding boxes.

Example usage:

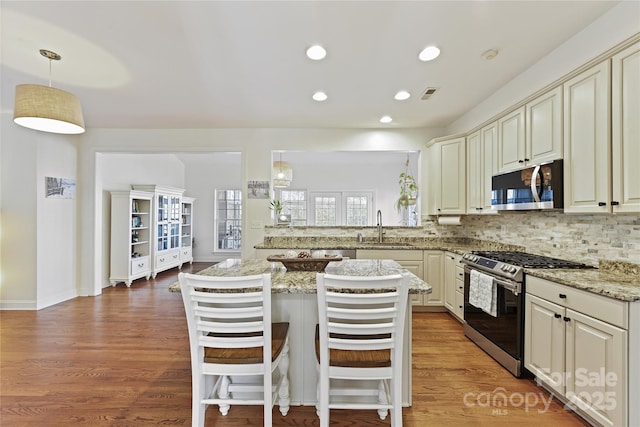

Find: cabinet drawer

[456,266,464,282]
[527,276,628,329]
[456,278,464,293]
[454,291,464,320]
[131,256,149,275]
[156,251,180,268]
[180,247,192,260]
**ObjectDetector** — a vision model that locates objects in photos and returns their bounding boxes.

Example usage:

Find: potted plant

[269,199,283,225]
[396,172,419,212]
[269,199,283,214]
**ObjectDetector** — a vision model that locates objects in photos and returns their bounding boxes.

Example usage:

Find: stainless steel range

[461,251,594,377]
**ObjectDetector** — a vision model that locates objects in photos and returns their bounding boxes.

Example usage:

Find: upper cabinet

[526,86,563,165]
[565,40,640,214]
[497,106,526,172]
[467,121,497,214]
[498,87,563,173]
[611,42,640,213]
[426,136,466,215]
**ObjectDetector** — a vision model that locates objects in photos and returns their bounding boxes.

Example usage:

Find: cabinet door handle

[598,202,607,207]
[518,160,524,163]
[563,316,571,322]
[559,294,567,299]
[611,201,620,206]
[554,313,561,319]
[524,158,530,162]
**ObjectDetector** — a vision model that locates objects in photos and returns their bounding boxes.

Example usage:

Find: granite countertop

[255,236,521,255]
[525,260,640,302]
[169,258,432,295]
[256,238,640,303]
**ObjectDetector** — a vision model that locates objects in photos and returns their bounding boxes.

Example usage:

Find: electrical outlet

[251,221,263,229]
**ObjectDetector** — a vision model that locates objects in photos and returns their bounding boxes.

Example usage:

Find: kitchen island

[170,258,431,407]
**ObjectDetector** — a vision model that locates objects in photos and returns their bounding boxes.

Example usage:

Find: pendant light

[13,49,85,134]
[273,152,293,188]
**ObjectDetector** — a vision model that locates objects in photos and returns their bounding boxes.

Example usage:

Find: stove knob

[509,266,517,273]
[473,255,479,262]
[501,265,508,271]
[463,254,470,260]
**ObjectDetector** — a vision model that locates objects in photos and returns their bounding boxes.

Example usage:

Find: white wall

[77,128,435,295]
[97,152,186,289]
[446,1,640,134]
[0,113,79,310]
[281,151,420,225]
[178,152,242,263]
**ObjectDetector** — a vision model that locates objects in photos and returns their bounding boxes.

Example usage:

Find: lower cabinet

[525,276,628,427]
[357,250,428,309]
[444,252,464,321]
[416,250,444,309]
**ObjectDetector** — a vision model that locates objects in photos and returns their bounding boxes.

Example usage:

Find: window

[312,193,340,226]
[215,189,241,251]
[278,189,307,225]
[345,194,370,225]
[308,191,374,226]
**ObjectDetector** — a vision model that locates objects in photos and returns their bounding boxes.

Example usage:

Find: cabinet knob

[598,202,607,207]
[563,316,571,322]
[518,160,524,163]
[524,158,530,162]
[554,313,561,318]
[559,294,567,299]
[611,201,620,206]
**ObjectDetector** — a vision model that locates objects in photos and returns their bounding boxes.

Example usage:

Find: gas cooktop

[470,251,595,269]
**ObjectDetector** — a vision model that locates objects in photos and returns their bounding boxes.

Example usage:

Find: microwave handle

[530,164,543,203]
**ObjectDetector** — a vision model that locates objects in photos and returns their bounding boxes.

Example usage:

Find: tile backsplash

[265,211,640,266]
[424,211,640,265]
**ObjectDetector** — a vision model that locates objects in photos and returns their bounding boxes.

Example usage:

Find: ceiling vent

[421,87,438,100]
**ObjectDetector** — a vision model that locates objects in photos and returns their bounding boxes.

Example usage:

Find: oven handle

[464,265,522,296]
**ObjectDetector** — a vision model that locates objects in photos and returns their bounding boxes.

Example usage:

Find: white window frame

[214,189,242,253]
[308,191,374,226]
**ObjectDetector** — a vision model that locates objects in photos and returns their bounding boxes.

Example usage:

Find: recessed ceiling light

[481,48,499,61]
[419,46,440,62]
[380,115,393,124]
[312,91,327,101]
[394,90,411,101]
[306,45,327,60]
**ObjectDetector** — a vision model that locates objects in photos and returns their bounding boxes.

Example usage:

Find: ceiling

[0,1,620,130]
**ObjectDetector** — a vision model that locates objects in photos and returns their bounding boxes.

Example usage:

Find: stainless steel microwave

[491,160,564,211]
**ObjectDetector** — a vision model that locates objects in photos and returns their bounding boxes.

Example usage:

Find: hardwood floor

[1,262,590,426]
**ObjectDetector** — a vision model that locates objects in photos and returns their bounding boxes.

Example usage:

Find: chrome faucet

[377,209,383,243]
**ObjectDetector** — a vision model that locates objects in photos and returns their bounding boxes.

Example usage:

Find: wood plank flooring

[1,262,590,426]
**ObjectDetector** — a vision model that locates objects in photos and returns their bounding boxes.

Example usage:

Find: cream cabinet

[611,41,640,212]
[525,86,563,165]
[420,250,444,309]
[498,106,526,172]
[356,249,425,307]
[443,252,464,321]
[109,190,153,287]
[132,185,186,278]
[563,61,611,213]
[565,42,640,213]
[525,276,628,427]
[426,136,466,215]
[467,121,497,214]
[180,197,195,264]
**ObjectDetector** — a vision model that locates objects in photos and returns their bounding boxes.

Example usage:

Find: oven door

[463,266,524,361]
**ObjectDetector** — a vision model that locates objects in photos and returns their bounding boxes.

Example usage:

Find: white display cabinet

[180,197,195,264]
[109,190,154,287]
[132,185,186,278]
